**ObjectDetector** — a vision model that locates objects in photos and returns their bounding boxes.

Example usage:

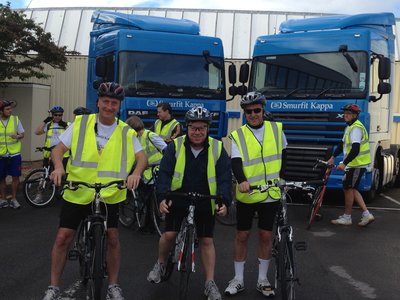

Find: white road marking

[329,265,376,299]
[380,193,400,206]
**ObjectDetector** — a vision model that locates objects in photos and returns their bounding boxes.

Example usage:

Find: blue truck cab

[87,10,230,138]
[239,13,399,201]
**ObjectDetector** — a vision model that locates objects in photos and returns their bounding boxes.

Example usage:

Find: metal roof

[21,7,400,60]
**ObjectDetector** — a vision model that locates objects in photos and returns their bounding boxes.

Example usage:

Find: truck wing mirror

[378,57,391,80]
[239,63,249,84]
[369,82,391,102]
[228,64,237,84]
[237,85,248,96]
[95,56,107,77]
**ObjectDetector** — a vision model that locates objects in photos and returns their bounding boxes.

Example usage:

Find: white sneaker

[358,214,375,227]
[0,199,9,208]
[331,215,352,225]
[256,278,275,297]
[224,278,245,295]
[9,199,21,209]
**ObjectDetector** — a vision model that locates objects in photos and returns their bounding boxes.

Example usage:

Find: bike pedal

[294,241,307,251]
[68,249,80,260]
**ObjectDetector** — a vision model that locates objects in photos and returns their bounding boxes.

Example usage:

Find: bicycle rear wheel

[178,226,194,300]
[277,230,296,300]
[306,186,325,230]
[118,197,135,228]
[23,169,56,207]
[89,224,106,300]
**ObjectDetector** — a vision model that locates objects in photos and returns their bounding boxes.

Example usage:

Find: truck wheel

[363,155,382,203]
[389,152,400,187]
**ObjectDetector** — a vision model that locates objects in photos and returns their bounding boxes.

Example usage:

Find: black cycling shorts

[236,200,279,231]
[59,200,119,230]
[165,205,215,238]
[342,167,366,189]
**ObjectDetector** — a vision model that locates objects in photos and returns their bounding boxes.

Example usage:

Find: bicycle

[159,191,223,300]
[23,146,56,207]
[251,180,309,300]
[118,165,165,236]
[67,180,126,300]
[306,159,335,230]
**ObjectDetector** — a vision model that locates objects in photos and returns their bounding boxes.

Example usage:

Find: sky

[1,0,399,17]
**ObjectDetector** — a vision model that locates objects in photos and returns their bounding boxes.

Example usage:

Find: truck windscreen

[250,51,368,99]
[118,51,225,100]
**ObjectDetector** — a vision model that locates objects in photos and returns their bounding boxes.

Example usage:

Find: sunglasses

[53,114,63,117]
[244,108,262,115]
[188,125,208,132]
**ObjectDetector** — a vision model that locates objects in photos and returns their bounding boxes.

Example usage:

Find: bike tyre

[118,197,135,228]
[23,169,56,208]
[151,191,166,236]
[89,224,105,300]
[278,230,296,300]
[76,222,89,284]
[178,226,194,300]
[306,186,324,230]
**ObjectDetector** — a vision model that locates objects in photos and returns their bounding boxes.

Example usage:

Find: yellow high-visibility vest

[44,122,70,158]
[344,120,371,167]
[154,118,179,140]
[64,114,135,205]
[140,129,163,181]
[0,116,22,155]
[171,136,222,213]
[230,121,283,203]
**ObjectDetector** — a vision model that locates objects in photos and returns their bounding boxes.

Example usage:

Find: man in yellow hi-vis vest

[154,102,181,143]
[0,100,24,209]
[35,105,69,168]
[225,92,287,297]
[147,106,231,300]
[328,104,375,227]
[42,82,148,300]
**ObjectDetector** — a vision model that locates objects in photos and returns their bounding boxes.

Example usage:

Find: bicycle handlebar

[313,159,335,170]
[250,179,319,193]
[65,180,126,192]
[35,146,55,152]
[166,191,224,207]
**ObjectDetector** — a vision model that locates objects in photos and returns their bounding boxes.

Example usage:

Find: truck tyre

[363,154,382,203]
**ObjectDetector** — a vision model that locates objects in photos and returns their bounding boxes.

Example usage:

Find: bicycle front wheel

[23,169,56,207]
[89,224,106,300]
[277,230,296,300]
[307,186,325,230]
[178,226,194,300]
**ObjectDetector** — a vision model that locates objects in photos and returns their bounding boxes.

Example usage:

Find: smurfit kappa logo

[270,102,281,109]
[147,100,159,107]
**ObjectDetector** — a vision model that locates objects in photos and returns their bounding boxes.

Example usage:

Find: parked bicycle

[118,165,165,236]
[67,180,126,300]
[251,180,309,300]
[306,159,335,230]
[159,191,223,300]
[23,146,56,207]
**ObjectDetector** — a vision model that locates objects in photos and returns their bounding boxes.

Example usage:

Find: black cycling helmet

[185,106,212,124]
[0,100,17,111]
[73,106,92,115]
[49,106,64,113]
[240,91,266,108]
[341,104,361,115]
[97,82,125,101]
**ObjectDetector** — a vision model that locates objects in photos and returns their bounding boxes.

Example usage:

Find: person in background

[154,102,181,143]
[225,92,287,297]
[35,106,69,168]
[0,100,24,209]
[328,104,375,227]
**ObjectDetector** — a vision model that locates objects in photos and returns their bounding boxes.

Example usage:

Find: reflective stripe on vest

[155,119,179,140]
[344,120,371,167]
[230,121,283,203]
[140,129,163,181]
[171,136,222,213]
[44,122,69,158]
[0,116,21,155]
[64,114,135,205]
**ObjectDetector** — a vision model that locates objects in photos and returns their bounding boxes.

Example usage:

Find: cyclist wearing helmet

[35,105,69,168]
[43,82,148,300]
[328,104,374,227]
[0,100,24,209]
[72,106,92,117]
[154,102,181,143]
[148,106,232,300]
[225,91,287,297]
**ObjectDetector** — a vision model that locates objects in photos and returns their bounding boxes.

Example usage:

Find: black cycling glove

[43,116,52,123]
[58,120,68,129]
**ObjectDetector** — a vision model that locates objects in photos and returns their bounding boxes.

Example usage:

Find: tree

[0,2,77,81]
